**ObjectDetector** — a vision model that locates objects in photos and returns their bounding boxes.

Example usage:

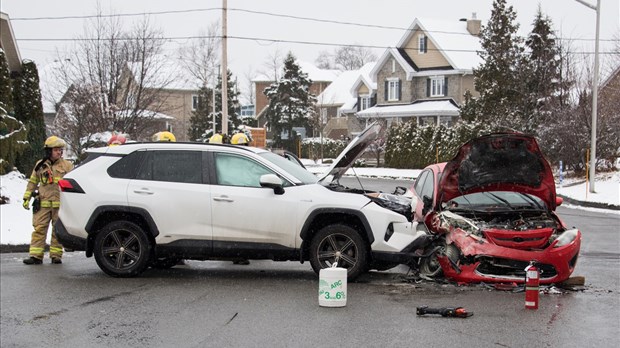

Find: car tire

[309,224,368,280]
[94,221,152,277]
[420,243,460,278]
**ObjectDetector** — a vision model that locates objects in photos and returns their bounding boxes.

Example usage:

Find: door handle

[213,195,233,202]
[133,189,154,195]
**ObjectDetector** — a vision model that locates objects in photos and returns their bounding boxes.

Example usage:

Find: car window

[136,150,203,184]
[259,151,317,184]
[108,151,147,179]
[414,170,429,197]
[420,170,434,199]
[215,153,279,187]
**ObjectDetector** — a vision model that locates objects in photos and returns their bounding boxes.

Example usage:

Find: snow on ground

[2,168,618,245]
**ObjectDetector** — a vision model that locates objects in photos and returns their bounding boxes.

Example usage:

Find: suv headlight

[553,229,578,248]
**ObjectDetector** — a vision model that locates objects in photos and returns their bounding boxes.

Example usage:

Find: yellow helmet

[152,131,176,142]
[44,136,66,148]
[209,134,224,144]
[231,133,250,145]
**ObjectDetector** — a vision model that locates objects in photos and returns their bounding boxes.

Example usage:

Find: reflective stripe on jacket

[23,158,73,204]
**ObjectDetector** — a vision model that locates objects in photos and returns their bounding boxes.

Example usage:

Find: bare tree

[52,9,172,142]
[179,21,221,87]
[259,48,283,81]
[334,45,377,71]
[242,66,255,106]
[314,50,333,69]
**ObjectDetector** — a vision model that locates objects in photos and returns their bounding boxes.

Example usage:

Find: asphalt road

[1,177,618,348]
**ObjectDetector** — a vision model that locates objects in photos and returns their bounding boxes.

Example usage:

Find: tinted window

[215,153,276,187]
[136,150,203,184]
[108,151,147,179]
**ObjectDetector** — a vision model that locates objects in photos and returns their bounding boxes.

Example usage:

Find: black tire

[150,257,181,269]
[309,224,368,280]
[94,221,152,277]
[419,243,460,278]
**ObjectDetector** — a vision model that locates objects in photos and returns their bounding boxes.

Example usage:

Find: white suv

[56,123,419,278]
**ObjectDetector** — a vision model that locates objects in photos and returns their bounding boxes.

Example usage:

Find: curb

[557,194,620,211]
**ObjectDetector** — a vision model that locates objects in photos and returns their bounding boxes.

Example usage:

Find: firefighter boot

[51,257,62,264]
[23,257,43,265]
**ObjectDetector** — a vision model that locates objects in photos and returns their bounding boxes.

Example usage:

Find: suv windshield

[259,151,318,184]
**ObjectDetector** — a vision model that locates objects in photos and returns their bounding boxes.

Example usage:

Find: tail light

[58,179,85,193]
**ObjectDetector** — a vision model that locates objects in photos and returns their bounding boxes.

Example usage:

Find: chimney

[467,12,481,36]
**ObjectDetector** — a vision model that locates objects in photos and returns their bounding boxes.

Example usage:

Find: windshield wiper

[484,192,515,210]
[518,193,544,210]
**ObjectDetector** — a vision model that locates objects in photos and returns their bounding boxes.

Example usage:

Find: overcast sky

[2,0,619,98]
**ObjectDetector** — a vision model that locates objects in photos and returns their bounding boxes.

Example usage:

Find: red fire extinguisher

[525,261,540,310]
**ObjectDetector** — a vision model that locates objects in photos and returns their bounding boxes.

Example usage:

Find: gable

[402,28,451,69]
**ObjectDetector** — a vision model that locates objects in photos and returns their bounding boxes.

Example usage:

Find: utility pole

[575,0,600,193]
[221,0,229,135]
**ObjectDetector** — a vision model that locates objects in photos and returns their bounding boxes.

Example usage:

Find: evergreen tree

[212,69,241,134]
[463,0,523,128]
[13,61,47,174]
[264,52,316,149]
[0,51,13,113]
[188,85,213,141]
[522,8,562,133]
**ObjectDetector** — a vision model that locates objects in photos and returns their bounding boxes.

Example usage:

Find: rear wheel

[94,221,152,277]
[309,224,368,280]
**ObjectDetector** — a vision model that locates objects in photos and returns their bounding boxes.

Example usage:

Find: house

[253,61,340,133]
[356,15,483,127]
[0,12,21,76]
[315,62,376,139]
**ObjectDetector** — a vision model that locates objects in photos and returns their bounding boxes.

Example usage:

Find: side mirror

[422,195,433,216]
[260,174,285,195]
[556,196,563,207]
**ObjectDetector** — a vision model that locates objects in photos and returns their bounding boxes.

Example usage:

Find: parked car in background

[410,133,581,284]
[56,123,420,279]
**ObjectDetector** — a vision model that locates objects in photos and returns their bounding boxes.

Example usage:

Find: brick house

[356,16,482,127]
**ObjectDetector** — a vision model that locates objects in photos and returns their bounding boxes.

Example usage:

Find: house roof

[316,62,376,111]
[0,12,22,73]
[370,48,418,81]
[356,99,460,118]
[252,60,340,83]
[601,64,620,90]
[397,17,483,71]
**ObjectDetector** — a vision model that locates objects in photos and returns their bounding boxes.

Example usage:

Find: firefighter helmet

[152,131,176,142]
[209,133,224,144]
[231,133,250,145]
[44,136,66,149]
[108,133,127,146]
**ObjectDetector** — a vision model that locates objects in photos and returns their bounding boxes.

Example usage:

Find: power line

[10,7,617,43]
[14,35,616,55]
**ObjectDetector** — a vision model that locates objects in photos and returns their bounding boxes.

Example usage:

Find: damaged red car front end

[418,133,581,284]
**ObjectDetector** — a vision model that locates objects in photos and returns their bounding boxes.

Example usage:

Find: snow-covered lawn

[2,168,618,245]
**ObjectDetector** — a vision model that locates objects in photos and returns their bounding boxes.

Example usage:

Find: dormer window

[418,34,427,54]
[360,95,371,111]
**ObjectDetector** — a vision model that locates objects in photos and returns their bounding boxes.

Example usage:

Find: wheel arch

[299,208,374,261]
[85,206,159,257]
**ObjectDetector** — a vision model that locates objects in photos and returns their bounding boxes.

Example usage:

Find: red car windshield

[447,191,547,212]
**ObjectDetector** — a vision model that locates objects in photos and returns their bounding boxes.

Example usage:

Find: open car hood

[438,133,557,209]
[318,122,381,183]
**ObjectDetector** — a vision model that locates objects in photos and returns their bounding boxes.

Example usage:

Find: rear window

[107,151,147,179]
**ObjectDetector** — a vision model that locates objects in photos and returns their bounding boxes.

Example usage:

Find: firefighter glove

[22,198,30,210]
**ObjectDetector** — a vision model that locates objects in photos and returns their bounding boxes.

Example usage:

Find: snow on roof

[253,60,340,82]
[399,17,483,71]
[356,100,460,118]
[316,62,376,112]
[127,54,203,91]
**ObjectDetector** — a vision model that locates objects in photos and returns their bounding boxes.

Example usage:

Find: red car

[411,133,581,284]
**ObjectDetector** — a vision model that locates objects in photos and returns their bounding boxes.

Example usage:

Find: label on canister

[318,267,347,307]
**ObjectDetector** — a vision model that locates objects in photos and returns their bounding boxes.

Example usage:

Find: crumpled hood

[438,133,557,209]
[318,122,381,183]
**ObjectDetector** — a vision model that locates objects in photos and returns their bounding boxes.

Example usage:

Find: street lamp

[575,0,600,193]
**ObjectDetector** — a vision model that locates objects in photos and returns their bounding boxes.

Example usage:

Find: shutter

[444,77,448,96]
[371,95,376,107]
[357,96,361,111]
[424,36,428,53]
[384,81,388,101]
[426,79,431,97]
[398,79,402,100]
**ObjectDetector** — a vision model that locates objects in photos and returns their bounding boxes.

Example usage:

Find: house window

[192,95,199,110]
[418,34,427,54]
[387,79,400,101]
[431,76,445,97]
[360,95,371,111]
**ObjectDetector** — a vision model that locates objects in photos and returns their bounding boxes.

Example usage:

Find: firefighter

[152,131,176,142]
[208,133,224,144]
[22,136,74,265]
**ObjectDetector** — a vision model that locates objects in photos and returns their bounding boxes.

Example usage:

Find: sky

[1,167,618,245]
[2,0,619,101]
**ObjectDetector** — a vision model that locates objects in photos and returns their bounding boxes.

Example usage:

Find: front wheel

[309,224,368,280]
[94,221,152,277]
